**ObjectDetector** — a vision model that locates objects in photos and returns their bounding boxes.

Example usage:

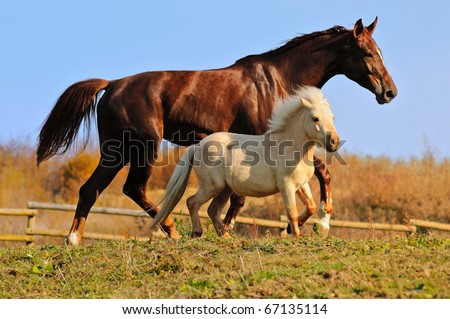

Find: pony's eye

[365,52,374,58]
[312,117,319,123]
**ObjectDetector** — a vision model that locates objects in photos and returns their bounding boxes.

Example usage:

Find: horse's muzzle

[376,85,398,104]
[326,133,340,153]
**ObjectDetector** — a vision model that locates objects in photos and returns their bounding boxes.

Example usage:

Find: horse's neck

[271,113,316,165]
[271,36,346,91]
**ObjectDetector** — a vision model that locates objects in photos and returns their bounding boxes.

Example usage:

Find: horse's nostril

[330,138,336,145]
[386,90,396,98]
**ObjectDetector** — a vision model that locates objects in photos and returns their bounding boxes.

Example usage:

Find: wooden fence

[0,208,36,245]
[0,201,449,246]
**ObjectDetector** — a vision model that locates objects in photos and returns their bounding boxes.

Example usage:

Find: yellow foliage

[55,152,99,201]
[0,141,448,227]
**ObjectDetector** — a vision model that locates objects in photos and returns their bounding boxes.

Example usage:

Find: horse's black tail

[36,78,110,165]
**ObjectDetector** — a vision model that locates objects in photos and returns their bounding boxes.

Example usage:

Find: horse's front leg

[279,184,301,237]
[313,156,332,236]
[296,183,317,227]
[223,193,246,230]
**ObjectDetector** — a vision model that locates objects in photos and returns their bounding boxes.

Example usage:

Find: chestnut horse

[37,18,396,245]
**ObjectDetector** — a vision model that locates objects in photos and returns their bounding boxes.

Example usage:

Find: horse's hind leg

[186,189,214,238]
[67,162,122,245]
[123,160,180,239]
[208,186,234,237]
[223,193,246,231]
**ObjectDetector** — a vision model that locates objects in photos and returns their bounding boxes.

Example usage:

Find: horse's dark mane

[235,26,348,64]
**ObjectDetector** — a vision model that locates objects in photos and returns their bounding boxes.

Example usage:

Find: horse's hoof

[224,224,233,232]
[66,232,81,246]
[313,223,329,238]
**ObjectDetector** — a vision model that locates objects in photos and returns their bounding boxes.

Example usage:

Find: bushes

[53,153,99,201]
[328,153,449,223]
[0,141,448,226]
[0,141,51,207]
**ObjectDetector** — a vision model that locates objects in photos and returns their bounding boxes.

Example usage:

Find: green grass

[0,233,448,298]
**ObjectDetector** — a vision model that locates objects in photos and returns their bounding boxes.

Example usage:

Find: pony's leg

[279,184,301,237]
[223,193,246,230]
[207,187,234,237]
[123,162,180,239]
[295,183,317,227]
[67,163,122,245]
[313,156,333,236]
[186,189,215,238]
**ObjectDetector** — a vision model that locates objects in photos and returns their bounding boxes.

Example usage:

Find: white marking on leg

[67,231,80,246]
[318,201,326,217]
[318,213,331,230]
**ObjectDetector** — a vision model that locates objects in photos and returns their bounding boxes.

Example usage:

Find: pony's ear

[353,19,364,38]
[366,17,378,36]
[301,98,313,108]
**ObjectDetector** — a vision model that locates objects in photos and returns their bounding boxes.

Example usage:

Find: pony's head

[269,87,340,152]
[337,17,397,104]
[299,87,339,152]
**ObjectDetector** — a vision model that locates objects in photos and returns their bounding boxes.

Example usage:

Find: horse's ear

[353,19,364,38]
[301,98,313,108]
[367,17,378,36]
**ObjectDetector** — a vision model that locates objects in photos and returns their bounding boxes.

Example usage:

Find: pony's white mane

[267,86,329,133]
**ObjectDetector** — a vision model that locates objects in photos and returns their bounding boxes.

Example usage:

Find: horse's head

[338,17,397,104]
[301,89,340,153]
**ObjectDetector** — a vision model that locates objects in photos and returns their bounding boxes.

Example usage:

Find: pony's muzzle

[325,133,340,152]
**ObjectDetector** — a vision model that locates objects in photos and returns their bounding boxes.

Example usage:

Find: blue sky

[1,0,449,159]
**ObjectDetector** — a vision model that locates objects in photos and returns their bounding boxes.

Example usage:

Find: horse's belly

[227,165,278,197]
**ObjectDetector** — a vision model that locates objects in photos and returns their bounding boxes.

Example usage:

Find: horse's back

[194,132,279,197]
[97,68,261,142]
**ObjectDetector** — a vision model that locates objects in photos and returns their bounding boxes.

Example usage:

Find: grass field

[1,141,449,299]
[1,230,448,299]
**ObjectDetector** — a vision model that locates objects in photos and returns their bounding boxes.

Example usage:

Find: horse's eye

[312,117,319,123]
[365,52,374,58]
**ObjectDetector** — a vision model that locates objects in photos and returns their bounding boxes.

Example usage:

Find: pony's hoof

[223,232,232,239]
[168,229,181,239]
[286,223,292,234]
[162,223,181,239]
[313,223,329,238]
[190,232,203,239]
[286,224,304,237]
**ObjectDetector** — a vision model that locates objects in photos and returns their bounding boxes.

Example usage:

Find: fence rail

[0,201,449,246]
[0,208,36,245]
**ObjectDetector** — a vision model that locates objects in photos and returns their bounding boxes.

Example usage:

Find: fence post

[25,211,36,246]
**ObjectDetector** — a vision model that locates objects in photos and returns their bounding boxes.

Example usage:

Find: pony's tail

[36,78,110,165]
[150,146,196,228]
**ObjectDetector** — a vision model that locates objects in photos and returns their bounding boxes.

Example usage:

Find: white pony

[151,86,340,237]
